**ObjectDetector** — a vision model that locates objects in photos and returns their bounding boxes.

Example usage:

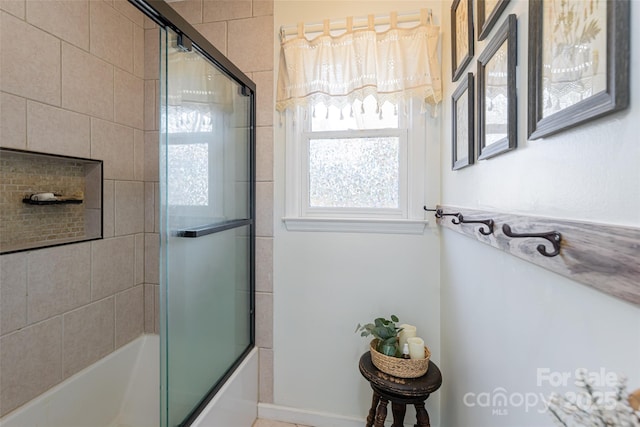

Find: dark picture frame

[477,14,517,160]
[528,0,629,140]
[478,0,510,40]
[451,0,474,82]
[452,73,475,170]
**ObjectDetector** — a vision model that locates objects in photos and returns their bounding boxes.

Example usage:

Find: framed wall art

[452,73,474,170]
[477,0,511,40]
[451,0,474,82]
[477,14,517,160]
[528,0,630,140]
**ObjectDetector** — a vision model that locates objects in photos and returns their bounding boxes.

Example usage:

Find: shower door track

[127,1,257,426]
[130,0,255,91]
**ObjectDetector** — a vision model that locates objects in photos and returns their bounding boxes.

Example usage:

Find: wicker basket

[370,339,430,378]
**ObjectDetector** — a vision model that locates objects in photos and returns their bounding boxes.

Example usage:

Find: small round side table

[358,352,442,427]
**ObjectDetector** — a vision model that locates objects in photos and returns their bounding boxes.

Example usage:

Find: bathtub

[0,335,159,427]
[0,334,258,427]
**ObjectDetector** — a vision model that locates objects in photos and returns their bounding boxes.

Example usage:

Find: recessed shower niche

[0,148,103,254]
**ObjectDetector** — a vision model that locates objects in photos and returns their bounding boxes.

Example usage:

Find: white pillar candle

[407,337,425,359]
[398,324,417,351]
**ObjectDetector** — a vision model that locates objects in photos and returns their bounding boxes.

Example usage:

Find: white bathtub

[0,334,258,427]
[0,335,159,427]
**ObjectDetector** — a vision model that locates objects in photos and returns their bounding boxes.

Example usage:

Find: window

[283,96,429,233]
[277,10,442,233]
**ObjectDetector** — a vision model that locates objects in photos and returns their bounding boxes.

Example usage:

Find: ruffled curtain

[276,10,442,112]
[166,48,233,133]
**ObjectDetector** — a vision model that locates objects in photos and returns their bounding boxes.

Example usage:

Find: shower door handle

[175,219,252,238]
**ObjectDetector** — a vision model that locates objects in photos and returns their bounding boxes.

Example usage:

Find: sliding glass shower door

[159,27,255,427]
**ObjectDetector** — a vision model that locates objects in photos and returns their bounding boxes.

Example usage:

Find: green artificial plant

[355,314,403,357]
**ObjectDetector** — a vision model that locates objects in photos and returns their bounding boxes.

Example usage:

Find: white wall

[273,1,443,424]
[439,1,640,426]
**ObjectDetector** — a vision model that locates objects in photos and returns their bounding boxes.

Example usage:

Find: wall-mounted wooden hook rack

[434,204,640,306]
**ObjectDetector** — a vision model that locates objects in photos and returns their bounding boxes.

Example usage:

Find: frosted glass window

[167,143,208,206]
[308,137,400,208]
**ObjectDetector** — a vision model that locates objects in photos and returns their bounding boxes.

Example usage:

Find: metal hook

[439,211,461,220]
[453,214,494,235]
[423,206,443,218]
[502,224,562,257]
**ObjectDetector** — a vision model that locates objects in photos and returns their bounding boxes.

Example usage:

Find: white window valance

[276,10,442,112]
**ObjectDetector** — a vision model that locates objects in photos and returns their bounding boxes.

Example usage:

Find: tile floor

[253,419,311,427]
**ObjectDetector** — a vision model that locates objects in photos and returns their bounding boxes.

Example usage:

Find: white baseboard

[258,403,365,427]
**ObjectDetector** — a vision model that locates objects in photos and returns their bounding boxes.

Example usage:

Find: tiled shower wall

[164,0,275,404]
[0,0,148,416]
[0,0,274,417]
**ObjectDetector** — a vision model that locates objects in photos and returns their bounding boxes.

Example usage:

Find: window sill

[282,217,428,234]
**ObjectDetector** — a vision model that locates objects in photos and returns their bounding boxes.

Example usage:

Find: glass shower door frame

[128,1,256,426]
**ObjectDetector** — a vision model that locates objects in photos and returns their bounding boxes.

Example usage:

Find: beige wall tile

[252,0,272,17]
[203,0,250,22]
[255,292,272,348]
[26,0,89,50]
[144,233,159,284]
[253,70,274,127]
[144,28,159,80]
[0,252,27,335]
[0,0,25,18]
[154,83,160,131]
[103,179,115,238]
[144,131,159,181]
[133,24,145,78]
[0,317,62,417]
[90,0,133,73]
[256,181,273,237]
[255,237,273,293]
[0,11,60,105]
[114,181,144,235]
[85,208,102,238]
[143,283,155,333]
[144,80,157,131]
[193,21,227,55]
[91,118,134,180]
[113,0,144,27]
[134,129,144,180]
[91,235,135,300]
[154,283,159,333]
[168,0,202,24]
[135,233,144,285]
[0,92,26,149]
[258,347,274,403]
[62,43,114,120]
[115,285,144,347]
[84,162,103,209]
[114,69,144,129]
[228,15,273,73]
[256,126,273,181]
[27,243,91,323]
[143,14,156,29]
[27,101,91,158]
[154,183,160,233]
[144,181,155,232]
[62,297,114,378]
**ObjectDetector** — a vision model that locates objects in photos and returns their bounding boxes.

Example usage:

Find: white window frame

[283,99,429,234]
